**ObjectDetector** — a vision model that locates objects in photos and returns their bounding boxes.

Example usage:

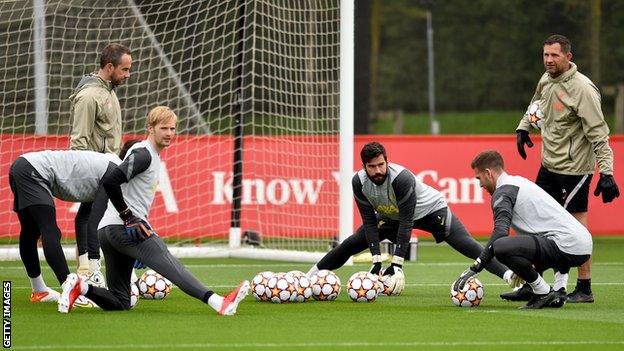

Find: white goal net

[0,0,350,260]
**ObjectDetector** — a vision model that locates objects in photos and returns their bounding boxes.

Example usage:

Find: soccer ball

[266,272,298,303]
[526,99,544,130]
[138,270,172,300]
[310,269,341,301]
[450,277,484,307]
[129,280,140,308]
[288,270,313,302]
[251,271,275,302]
[378,274,397,296]
[347,271,379,302]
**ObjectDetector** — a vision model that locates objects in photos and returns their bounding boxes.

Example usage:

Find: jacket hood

[69,73,112,101]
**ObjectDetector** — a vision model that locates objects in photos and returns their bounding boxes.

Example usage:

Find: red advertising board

[1,134,622,239]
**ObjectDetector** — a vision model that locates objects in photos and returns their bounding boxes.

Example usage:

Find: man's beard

[368,172,387,185]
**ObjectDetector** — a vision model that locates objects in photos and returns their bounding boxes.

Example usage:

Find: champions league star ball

[310,270,341,301]
[251,271,275,302]
[130,280,140,308]
[526,99,544,130]
[288,271,313,302]
[378,274,398,296]
[138,270,172,300]
[450,277,484,307]
[266,272,298,303]
[347,272,379,302]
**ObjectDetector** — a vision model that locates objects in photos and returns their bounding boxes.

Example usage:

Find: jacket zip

[568,137,573,161]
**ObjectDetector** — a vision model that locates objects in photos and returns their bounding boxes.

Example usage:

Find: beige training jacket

[517,62,614,175]
[68,73,122,154]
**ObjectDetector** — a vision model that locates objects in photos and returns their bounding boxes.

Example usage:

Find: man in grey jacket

[454,150,592,309]
[513,34,618,303]
[68,43,132,285]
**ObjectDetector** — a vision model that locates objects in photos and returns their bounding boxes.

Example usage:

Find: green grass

[372,110,620,134]
[4,237,624,350]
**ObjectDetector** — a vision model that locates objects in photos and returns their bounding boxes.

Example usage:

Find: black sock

[576,279,592,294]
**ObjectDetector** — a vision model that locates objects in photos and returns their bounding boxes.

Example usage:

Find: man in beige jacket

[69,43,132,285]
[511,34,619,303]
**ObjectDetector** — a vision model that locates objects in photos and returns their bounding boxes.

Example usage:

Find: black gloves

[516,130,533,160]
[369,262,382,275]
[382,263,402,276]
[594,174,620,203]
[120,208,154,242]
[453,267,477,292]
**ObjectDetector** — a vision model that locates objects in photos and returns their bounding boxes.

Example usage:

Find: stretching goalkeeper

[58,106,249,316]
[307,142,518,294]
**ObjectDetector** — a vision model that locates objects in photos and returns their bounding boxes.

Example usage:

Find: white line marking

[9,340,624,350]
[1,261,622,269]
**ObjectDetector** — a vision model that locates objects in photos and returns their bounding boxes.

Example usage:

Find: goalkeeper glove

[453,257,484,291]
[380,256,405,295]
[516,130,534,160]
[594,174,620,203]
[453,268,477,292]
[369,254,383,276]
[119,208,154,243]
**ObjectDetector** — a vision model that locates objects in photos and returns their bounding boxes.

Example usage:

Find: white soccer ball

[251,271,275,302]
[138,270,172,300]
[450,277,484,307]
[288,270,313,302]
[347,271,379,302]
[378,274,396,296]
[526,99,544,130]
[129,280,140,308]
[266,272,298,303]
[310,269,341,301]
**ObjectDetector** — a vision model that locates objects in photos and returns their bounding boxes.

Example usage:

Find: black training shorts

[8,157,54,212]
[536,165,592,213]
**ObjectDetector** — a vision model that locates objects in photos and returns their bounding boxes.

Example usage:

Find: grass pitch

[3,237,624,351]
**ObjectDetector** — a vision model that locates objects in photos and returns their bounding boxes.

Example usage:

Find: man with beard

[307,142,519,295]
[68,43,132,285]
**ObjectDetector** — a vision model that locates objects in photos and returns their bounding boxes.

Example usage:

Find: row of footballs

[128,269,484,308]
[252,269,394,303]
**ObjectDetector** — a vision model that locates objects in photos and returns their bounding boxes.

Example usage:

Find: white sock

[306,265,319,277]
[207,293,224,312]
[89,259,101,272]
[78,253,89,270]
[528,275,551,295]
[29,274,47,292]
[553,272,568,291]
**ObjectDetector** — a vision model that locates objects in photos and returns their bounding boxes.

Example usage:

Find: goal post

[0,0,354,262]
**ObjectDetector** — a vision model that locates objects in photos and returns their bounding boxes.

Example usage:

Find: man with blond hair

[59,106,249,316]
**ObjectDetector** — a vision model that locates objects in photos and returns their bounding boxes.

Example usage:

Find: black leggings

[86,225,213,310]
[492,235,589,283]
[317,209,509,279]
[18,205,70,285]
